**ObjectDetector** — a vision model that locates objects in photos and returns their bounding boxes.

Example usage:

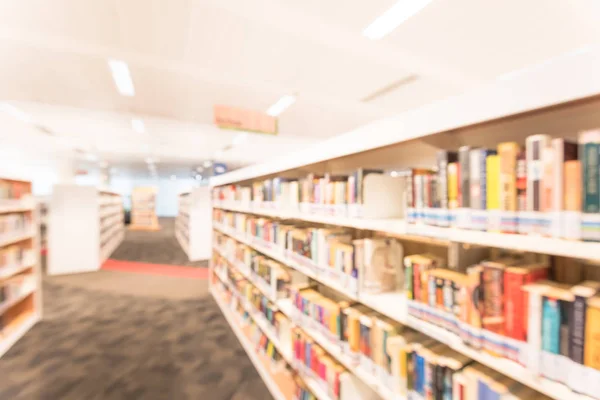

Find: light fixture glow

[0,103,32,123]
[131,118,145,133]
[232,133,249,146]
[196,166,204,173]
[84,152,98,162]
[108,59,135,97]
[363,0,433,40]
[203,160,213,168]
[195,174,202,181]
[98,161,109,168]
[267,94,296,117]
[390,171,399,178]
[214,165,226,174]
[145,157,158,164]
[170,175,177,181]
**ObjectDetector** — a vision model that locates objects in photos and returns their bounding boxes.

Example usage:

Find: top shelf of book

[211,48,600,187]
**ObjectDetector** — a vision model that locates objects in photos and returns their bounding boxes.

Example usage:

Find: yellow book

[486,154,500,211]
[448,162,459,209]
[498,142,519,212]
[584,296,600,370]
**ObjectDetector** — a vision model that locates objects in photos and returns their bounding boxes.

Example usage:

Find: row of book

[0,273,36,305]
[0,245,33,272]
[213,209,404,297]
[405,252,600,398]
[213,168,403,219]
[0,179,31,201]
[407,130,600,240]
[290,285,551,400]
[0,213,32,237]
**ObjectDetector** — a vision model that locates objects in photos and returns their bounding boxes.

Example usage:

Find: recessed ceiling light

[390,171,399,177]
[232,133,249,146]
[363,0,433,40]
[266,94,296,117]
[98,161,108,168]
[170,175,176,181]
[108,59,135,97]
[131,118,145,133]
[214,165,226,174]
[203,160,213,168]
[0,103,32,124]
[195,174,202,181]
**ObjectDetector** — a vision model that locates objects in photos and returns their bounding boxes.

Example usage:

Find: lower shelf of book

[210,286,297,400]
[0,312,39,358]
[212,223,598,400]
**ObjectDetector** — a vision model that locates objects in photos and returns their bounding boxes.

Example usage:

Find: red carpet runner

[101,259,209,279]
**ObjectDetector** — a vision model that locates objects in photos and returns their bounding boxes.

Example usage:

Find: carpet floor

[0,279,272,400]
[111,217,209,268]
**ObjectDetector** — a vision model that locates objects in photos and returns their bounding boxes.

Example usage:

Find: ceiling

[0,0,598,175]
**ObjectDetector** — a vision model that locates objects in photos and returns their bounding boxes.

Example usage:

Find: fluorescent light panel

[363,0,433,40]
[266,95,296,117]
[0,103,32,123]
[131,118,145,133]
[108,59,135,97]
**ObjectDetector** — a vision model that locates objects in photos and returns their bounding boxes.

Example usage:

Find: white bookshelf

[175,187,211,262]
[209,53,600,400]
[48,185,124,275]
[0,177,42,359]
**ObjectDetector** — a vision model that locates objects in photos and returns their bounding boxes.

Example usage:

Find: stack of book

[407,129,600,241]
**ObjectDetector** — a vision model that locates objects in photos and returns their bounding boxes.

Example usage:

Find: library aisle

[0,218,270,400]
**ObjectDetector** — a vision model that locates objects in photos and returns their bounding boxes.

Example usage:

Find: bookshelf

[209,57,600,400]
[0,177,41,359]
[175,187,212,262]
[48,186,124,275]
[130,186,160,231]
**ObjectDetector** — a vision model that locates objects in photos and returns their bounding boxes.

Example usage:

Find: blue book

[542,297,561,354]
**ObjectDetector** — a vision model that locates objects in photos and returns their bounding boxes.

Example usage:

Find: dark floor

[0,219,271,400]
[112,217,208,267]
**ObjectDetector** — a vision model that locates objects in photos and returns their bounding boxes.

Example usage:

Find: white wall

[110,176,200,217]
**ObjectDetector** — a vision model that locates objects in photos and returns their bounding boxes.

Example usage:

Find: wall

[110,176,201,217]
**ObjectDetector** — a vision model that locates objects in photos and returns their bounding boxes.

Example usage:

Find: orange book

[564,160,582,211]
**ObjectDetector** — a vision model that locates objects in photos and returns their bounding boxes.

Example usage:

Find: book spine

[571,294,588,364]
[470,149,482,210]
[483,266,504,325]
[437,151,451,210]
[559,299,571,358]
[504,271,526,341]
[582,142,600,213]
[486,155,500,211]
[467,266,483,329]
[414,262,422,302]
[498,142,519,212]
[542,297,561,354]
[527,289,544,375]
[448,163,459,209]
[564,161,582,211]
[516,150,527,212]
[459,146,471,208]
[405,257,414,299]
[526,135,550,211]
[542,146,555,212]
[584,302,600,369]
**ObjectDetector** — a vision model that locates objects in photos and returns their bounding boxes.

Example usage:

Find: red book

[504,265,549,340]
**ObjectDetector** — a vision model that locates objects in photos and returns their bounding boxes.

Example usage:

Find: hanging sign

[213,105,278,135]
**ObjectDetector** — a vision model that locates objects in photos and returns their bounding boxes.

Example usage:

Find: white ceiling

[0,0,598,174]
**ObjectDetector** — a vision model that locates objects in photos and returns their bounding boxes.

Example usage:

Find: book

[458,146,471,208]
[482,260,510,334]
[552,139,578,211]
[486,155,500,211]
[570,281,600,364]
[564,160,582,212]
[526,134,551,212]
[498,142,520,213]
[584,295,600,370]
[448,162,459,210]
[541,146,555,213]
[580,129,600,213]
[437,151,458,210]
[515,151,527,212]
[470,149,496,210]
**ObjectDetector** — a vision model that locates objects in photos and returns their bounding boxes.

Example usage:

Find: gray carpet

[112,217,208,267]
[0,279,272,400]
